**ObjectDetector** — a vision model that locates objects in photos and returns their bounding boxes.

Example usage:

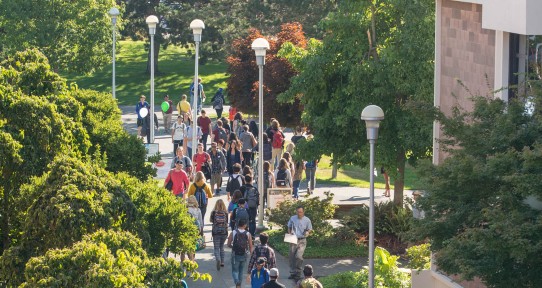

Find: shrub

[268,191,336,238]
[406,243,431,270]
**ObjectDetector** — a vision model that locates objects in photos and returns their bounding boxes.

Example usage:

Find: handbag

[165,172,173,190]
[283,233,298,245]
[195,235,206,251]
[202,162,212,180]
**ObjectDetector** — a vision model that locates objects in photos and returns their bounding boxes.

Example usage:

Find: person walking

[270,120,285,168]
[240,174,259,236]
[171,115,186,155]
[381,167,391,197]
[231,198,250,230]
[227,219,253,288]
[171,146,193,180]
[177,94,191,121]
[185,196,203,261]
[291,126,305,145]
[192,143,211,174]
[135,95,149,139]
[228,190,247,230]
[226,141,243,177]
[197,110,212,150]
[232,112,244,137]
[190,77,206,113]
[275,158,293,188]
[226,164,244,201]
[212,120,229,144]
[287,206,313,281]
[187,171,213,226]
[247,257,270,288]
[162,94,173,133]
[295,265,323,288]
[282,152,296,180]
[210,199,229,270]
[208,142,226,195]
[184,117,202,158]
[305,159,318,195]
[292,160,305,200]
[247,232,276,272]
[211,88,225,118]
[262,268,286,288]
[263,161,275,208]
[164,159,190,198]
[240,124,257,168]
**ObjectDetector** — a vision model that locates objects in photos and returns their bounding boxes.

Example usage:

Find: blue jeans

[305,167,317,192]
[248,207,257,236]
[231,254,247,286]
[293,180,301,199]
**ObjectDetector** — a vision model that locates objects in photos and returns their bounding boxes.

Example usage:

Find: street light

[190,19,204,156]
[109,7,120,99]
[360,105,384,288]
[252,37,270,230]
[146,15,159,143]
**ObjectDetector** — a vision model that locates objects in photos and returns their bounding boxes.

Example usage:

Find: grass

[314,155,423,190]
[266,229,365,259]
[61,40,229,106]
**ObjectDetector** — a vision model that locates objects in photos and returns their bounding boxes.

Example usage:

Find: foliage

[268,191,336,238]
[319,247,411,288]
[226,23,306,126]
[0,0,120,73]
[412,94,542,287]
[20,229,210,287]
[405,244,431,270]
[279,0,436,205]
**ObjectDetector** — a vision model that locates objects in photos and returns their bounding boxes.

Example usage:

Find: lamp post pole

[190,19,205,157]
[252,38,270,230]
[109,8,119,99]
[361,105,384,288]
[146,15,159,143]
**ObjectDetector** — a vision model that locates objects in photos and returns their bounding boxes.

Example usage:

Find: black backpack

[228,175,243,193]
[211,210,228,235]
[276,169,287,187]
[234,207,249,227]
[263,171,270,191]
[244,186,259,208]
[194,183,207,207]
[232,229,249,256]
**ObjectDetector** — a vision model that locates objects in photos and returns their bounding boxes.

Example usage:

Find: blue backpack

[194,183,207,207]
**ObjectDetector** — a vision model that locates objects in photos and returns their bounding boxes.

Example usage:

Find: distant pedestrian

[190,77,206,113]
[270,120,285,168]
[295,265,323,288]
[164,159,190,198]
[282,152,296,179]
[228,190,248,230]
[229,106,237,121]
[381,167,391,197]
[226,164,244,201]
[260,134,273,162]
[227,219,253,288]
[171,115,186,155]
[135,95,149,139]
[226,132,240,150]
[291,126,305,145]
[262,268,286,288]
[231,198,250,230]
[287,206,313,281]
[192,143,211,173]
[305,159,318,195]
[265,118,277,140]
[248,257,270,288]
[210,199,229,270]
[177,94,191,121]
[222,117,232,134]
[211,88,225,118]
[263,161,275,207]
[242,166,253,178]
[197,110,212,150]
[212,120,229,144]
[187,171,213,226]
[184,117,202,158]
[162,95,173,133]
[247,232,276,272]
[275,158,292,188]
[292,161,305,200]
[232,112,244,136]
[240,174,259,236]
[171,146,193,179]
[240,124,257,168]
[208,142,226,195]
[227,141,243,177]
[249,120,258,139]
[185,195,203,261]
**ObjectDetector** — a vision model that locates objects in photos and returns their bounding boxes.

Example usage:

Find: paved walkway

[121,105,407,287]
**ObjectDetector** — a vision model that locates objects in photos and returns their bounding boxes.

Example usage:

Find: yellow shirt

[187,180,213,199]
[177,100,191,113]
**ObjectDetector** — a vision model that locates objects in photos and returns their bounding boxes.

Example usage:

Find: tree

[280,0,435,205]
[411,92,542,287]
[227,23,307,126]
[0,0,119,73]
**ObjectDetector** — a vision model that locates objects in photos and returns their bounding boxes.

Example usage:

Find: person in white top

[171,115,186,155]
[183,196,203,262]
[227,219,253,288]
[184,117,202,158]
[274,158,293,188]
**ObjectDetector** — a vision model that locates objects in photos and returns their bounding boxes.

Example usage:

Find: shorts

[137,118,144,127]
[211,173,222,186]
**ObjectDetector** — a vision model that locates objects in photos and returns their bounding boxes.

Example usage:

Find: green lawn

[315,155,423,190]
[61,40,229,106]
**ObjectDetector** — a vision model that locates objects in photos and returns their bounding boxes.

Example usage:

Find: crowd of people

[140,87,322,287]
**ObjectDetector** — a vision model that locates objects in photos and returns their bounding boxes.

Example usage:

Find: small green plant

[406,243,431,270]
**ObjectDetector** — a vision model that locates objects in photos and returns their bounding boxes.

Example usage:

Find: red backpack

[272,130,284,149]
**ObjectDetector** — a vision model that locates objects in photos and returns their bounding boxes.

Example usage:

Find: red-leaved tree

[226,23,306,127]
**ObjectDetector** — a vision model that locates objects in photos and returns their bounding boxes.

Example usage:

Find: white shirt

[185,126,202,148]
[171,122,185,141]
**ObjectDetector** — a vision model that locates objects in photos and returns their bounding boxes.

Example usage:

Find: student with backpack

[171,115,186,155]
[210,199,229,270]
[226,219,253,288]
[228,190,248,230]
[185,196,203,261]
[240,124,258,168]
[275,158,293,188]
[226,163,244,201]
[232,199,250,230]
[212,120,229,143]
[247,232,276,273]
[187,171,213,226]
[240,174,259,236]
[247,257,270,288]
[269,120,284,168]
[211,88,225,118]
[263,161,275,208]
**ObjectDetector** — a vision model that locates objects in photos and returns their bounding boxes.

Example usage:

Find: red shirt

[197,116,212,134]
[165,169,189,196]
[193,152,210,172]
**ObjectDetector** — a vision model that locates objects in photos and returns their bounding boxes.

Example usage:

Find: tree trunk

[145,40,160,75]
[331,154,338,179]
[393,150,406,206]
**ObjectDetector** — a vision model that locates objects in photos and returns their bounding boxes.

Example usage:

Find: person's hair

[278,158,288,170]
[269,118,276,124]
[232,190,244,203]
[295,160,303,170]
[164,94,169,99]
[271,120,279,130]
[233,163,242,173]
[238,198,246,205]
[228,132,238,142]
[194,171,205,183]
[177,115,183,120]
[187,195,199,208]
[282,152,292,162]
[140,95,146,99]
[201,109,206,114]
[237,219,247,228]
[221,117,229,125]
[263,161,271,173]
[182,94,187,100]
[230,140,240,151]
[262,133,269,144]
[295,126,303,133]
[234,112,243,121]
[186,117,192,125]
[243,124,249,132]
[218,139,225,146]
[176,146,183,153]
[217,119,223,127]
[249,120,258,135]
[286,143,295,154]
[245,174,253,183]
[303,265,314,277]
[259,233,269,245]
[296,205,304,212]
[213,199,227,212]
[243,166,252,176]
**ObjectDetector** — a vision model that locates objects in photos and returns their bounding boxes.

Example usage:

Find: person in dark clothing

[211,88,225,118]
[262,268,286,288]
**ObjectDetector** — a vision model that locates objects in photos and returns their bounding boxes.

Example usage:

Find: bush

[320,271,364,288]
[406,243,431,270]
[268,191,336,238]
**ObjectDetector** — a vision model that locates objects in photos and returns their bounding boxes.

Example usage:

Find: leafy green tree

[280,0,435,205]
[411,94,542,287]
[0,0,120,73]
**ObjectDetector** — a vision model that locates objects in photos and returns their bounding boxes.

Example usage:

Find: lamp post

[146,15,159,143]
[360,105,384,288]
[252,38,270,230]
[190,19,205,156]
[108,7,120,99]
